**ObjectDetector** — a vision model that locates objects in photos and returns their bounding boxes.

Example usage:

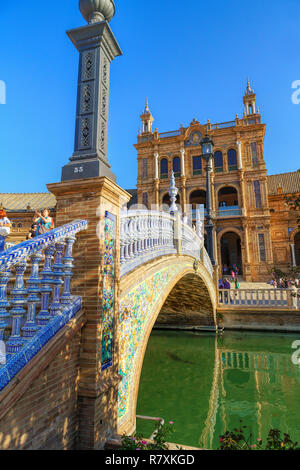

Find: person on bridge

[0,208,12,252]
[26,224,38,240]
[33,209,54,235]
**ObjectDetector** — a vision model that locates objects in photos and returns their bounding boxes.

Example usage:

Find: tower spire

[140,98,154,134]
[145,97,150,113]
[246,77,254,95]
[243,78,257,115]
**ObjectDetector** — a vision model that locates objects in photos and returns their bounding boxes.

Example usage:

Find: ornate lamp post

[168,171,179,215]
[61,0,121,182]
[201,134,215,265]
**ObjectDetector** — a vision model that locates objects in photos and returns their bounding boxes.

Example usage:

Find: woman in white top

[0,208,12,252]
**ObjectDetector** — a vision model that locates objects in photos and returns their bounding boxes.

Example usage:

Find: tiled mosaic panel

[118,262,191,422]
[101,212,116,371]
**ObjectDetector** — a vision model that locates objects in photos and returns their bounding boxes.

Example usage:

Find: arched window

[193,156,202,176]
[214,151,223,173]
[173,157,181,177]
[218,187,240,216]
[160,158,168,179]
[17,223,22,228]
[228,149,237,171]
[189,190,206,220]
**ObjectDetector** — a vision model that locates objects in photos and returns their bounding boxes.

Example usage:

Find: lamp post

[201,134,215,265]
[168,171,179,215]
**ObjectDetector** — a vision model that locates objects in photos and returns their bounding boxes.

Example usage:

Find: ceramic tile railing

[0,220,88,390]
[218,288,299,309]
[120,210,206,277]
[120,210,177,276]
[203,249,214,278]
[181,223,203,260]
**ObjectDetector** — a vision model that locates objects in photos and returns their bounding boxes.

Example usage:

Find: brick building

[1,82,299,282]
[134,82,300,281]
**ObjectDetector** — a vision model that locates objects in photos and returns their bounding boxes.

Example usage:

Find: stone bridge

[0,177,216,449]
[118,247,216,433]
[0,177,298,449]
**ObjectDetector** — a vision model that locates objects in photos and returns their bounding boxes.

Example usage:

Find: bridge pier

[48,177,130,449]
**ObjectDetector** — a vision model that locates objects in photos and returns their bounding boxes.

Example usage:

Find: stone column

[154,179,159,209]
[181,176,186,214]
[61,21,122,182]
[48,177,130,450]
[180,149,186,177]
[291,243,296,267]
[239,172,247,216]
[237,141,243,170]
[154,152,159,180]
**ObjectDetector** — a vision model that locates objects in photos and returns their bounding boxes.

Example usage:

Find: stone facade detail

[134,86,300,281]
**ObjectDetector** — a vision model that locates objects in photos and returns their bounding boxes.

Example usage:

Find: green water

[136,330,300,449]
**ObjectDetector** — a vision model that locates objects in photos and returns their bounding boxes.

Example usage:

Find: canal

[136,329,300,449]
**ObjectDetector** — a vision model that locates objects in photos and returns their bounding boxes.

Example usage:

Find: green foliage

[268,266,300,280]
[219,424,299,451]
[121,421,178,450]
[268,266,287,279]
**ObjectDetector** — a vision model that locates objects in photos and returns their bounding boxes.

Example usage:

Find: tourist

[234,278,240,290]
[223,278,231,304]
[26,224,38,240]
[0,209,12,252]
[231,269,236,282]
[33,209,54,235]
[219,279,224,302]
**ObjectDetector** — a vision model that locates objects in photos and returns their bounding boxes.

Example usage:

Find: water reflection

[136,330,300,449]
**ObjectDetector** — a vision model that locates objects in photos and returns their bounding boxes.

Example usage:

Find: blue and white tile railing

[0,220,88,391]
[120,210,206,277]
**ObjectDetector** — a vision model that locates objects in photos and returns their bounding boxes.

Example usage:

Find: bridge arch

[118,254,216,434]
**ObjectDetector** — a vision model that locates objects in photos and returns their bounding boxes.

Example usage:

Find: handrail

[218,288,299,309]
[0,219,88,391]
[0,220,88,272]
[136,415,165,441]
[120,210,205,277]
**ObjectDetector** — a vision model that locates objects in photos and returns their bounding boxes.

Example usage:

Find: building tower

[140,99,154,134]
[61,0,121,182]
[243,78,257,116]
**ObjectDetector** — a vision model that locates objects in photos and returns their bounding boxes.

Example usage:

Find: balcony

[216,206,243,218]
[191,209,207,219]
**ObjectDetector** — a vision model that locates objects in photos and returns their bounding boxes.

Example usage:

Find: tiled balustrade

[218,288,299,309]
[0,220,87,390]
[120,210,207,277]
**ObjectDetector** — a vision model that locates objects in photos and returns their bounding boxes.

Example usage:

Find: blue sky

[0,0,300,193]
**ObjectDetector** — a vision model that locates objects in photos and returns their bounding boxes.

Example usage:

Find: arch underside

[118,255,216,434]
[157,273,215,327]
